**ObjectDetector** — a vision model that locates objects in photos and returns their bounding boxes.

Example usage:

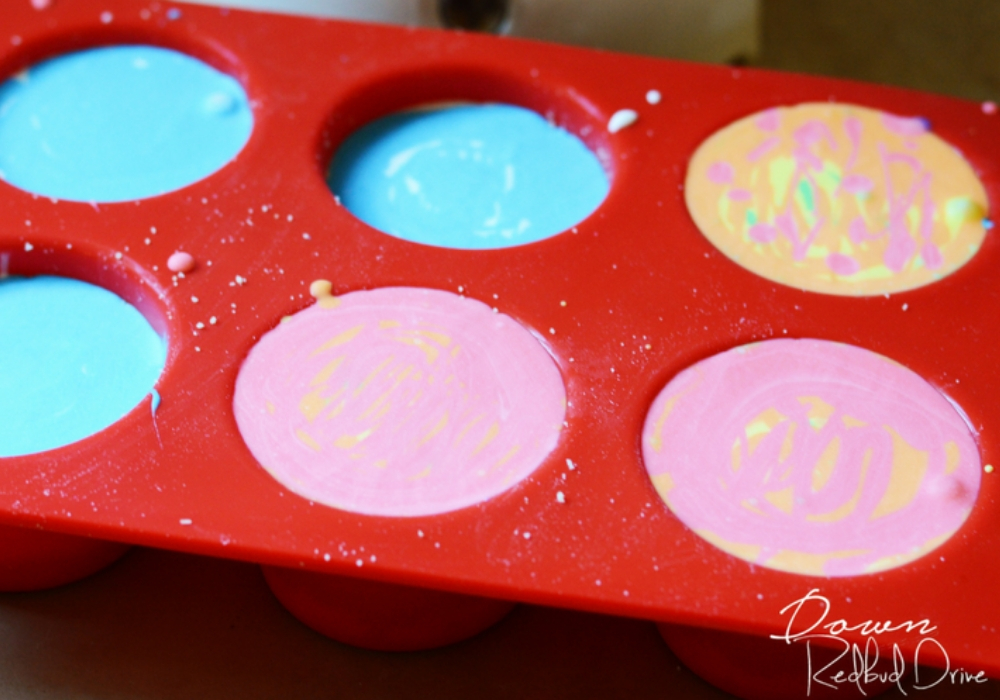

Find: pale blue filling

[0,276,166,457]
[328,104,608,249]
[0,45,252,202]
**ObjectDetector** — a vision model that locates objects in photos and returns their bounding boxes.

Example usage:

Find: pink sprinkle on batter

[748,223,777,243]
[840,174,873,195]
[826,252,859,275]
[755,109,780,132]
[167,251,195,273]
[881,113,928,137]
[706,161,734,185]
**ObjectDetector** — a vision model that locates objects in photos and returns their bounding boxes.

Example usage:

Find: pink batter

[234,287,566,517]
[642,339,980,576]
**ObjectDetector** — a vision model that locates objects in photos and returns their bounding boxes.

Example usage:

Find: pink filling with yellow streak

[686,103,988,295]
[642,339,980,576]
[234,287,565,517]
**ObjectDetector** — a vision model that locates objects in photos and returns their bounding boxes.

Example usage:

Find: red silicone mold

[0,0,997,694]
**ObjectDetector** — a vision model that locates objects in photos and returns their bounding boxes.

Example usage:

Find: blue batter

[0,46,252,202]
[0,276,166,457]
[328,104,608,249]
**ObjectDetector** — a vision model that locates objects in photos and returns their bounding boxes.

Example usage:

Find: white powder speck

[902,303,909,311]
[302,233,310,240]
[595,579,602,586]
[417,529,424,538]
[191,296,199,303]
[370,555,376,562]
[195,322,205,329]
[114,251,122,260]
[324,553,331,561]
[523,531,531,540]
[23,242,32,251]
[646,89,661,105]
[556,491,565,503]
[567,458,576,470]
[549,327,555,335]
[210,316,217,325]
[100,11,113,23]
[179,518,192,526]
[355,559,363,567]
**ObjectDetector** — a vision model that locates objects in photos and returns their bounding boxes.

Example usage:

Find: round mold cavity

[641,338,981,577]
[658,624,896,700]
[233,285,566,517]
[324,68,609,250]
[0,245,168,590]
[0,523,129,592]
[262,565,515,651]
[685,103,989,296]
[0,44,252,203]
[0,273,166,457]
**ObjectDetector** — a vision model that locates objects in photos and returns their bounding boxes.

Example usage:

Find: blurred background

[182,0,1000,101]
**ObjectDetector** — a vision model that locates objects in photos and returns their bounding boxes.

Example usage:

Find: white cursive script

[771,590,989,696]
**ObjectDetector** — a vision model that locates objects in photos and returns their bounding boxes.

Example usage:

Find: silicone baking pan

[0,0,996,692]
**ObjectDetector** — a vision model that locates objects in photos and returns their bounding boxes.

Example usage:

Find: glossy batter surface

[642,338,981,576]
[686,103,988,295]
[0,275,166,457]
[328,104,608,249]
[0,46,252,202]
[234,287,566,516]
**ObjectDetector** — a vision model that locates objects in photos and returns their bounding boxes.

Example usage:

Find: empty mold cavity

[641,338,980,577]
[0,274,166,457]
[0,45,252,202]
[327,102,608,249]
[685,103,989,295]
[234,286,565,516]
